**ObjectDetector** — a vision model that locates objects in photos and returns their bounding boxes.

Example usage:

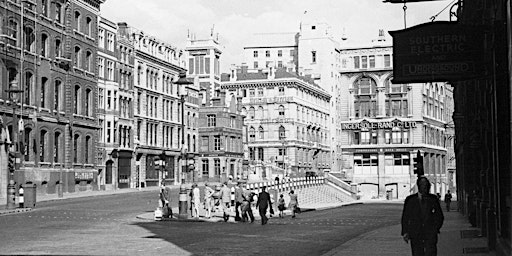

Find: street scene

[0,0,511,255]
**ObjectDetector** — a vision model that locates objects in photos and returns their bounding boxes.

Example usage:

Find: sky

[101,0,455,72]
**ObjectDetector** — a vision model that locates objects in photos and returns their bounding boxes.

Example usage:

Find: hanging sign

[389,21,484,83]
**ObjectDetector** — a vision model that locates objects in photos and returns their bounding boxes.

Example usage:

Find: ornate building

[117,22,197,187]
[221,66,331,180]
[185,32,244,183]
[241,17,343,175]
[0,0,105,200]
[338,37,453,200]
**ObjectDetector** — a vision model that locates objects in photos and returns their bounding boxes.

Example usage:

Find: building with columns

[221,66,331,180]
[241,17,344,175]
[117,22,197,187]
[338,36,453,199]
[185,33,244,183]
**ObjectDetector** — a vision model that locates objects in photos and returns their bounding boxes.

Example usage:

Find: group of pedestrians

[194,181,300,225]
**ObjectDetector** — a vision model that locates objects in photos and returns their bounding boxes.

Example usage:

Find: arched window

[55,38,62,57]
[85,136,91,163]
[258,106,264,119]
[41,0,48,17]
[40,77,48,108]
[40,130,47,162]
[278,126,286,140]
[249,127,255,141]
[54,80,61,111]
[24,128,32,161]
[23,26,35,52]
[74,85,80,114]
[85,17,92,36]
[258,126,264,139]
[54,131,61,163]
[248,107,255,120]
[85,50,92,71]
[278,105,285,117]
[24,72,33,105]
[74,11,81,31]
[74,46,82,68]
[73,134,79,163]
[353,76,377,118]
[85,88,92,116]
[55,3,63,23]
[41,34,48,57]
[7,19,18,40]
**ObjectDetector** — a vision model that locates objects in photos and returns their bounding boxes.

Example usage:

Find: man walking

[241,184,255,223]
[256,186,273,225]
[444,190,452,212]
[219,182,231,222]
[160,180,173,218]
[234,182,244,221]
[401,176,444,256]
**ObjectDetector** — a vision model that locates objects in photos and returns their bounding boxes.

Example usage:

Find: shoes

[292,215,296,218]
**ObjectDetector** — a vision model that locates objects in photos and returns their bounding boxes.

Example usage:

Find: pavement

[0,187,495,256]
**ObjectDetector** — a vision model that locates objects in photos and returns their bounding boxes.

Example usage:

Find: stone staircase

[281,184,356,210]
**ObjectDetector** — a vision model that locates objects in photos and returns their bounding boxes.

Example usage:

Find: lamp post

[175,72,193,184]
[5,81,23,209]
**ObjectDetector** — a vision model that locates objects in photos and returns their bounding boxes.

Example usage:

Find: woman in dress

[192,183,201,219]
[277,194,286,218]
[203,183,214,218]
[288,190,299,218]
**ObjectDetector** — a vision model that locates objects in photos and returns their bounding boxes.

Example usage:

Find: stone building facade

[185,33,244,183]
[118,22,197,186]
[338,41,453,200]
[221,67,331,180]
[0,0,105,200]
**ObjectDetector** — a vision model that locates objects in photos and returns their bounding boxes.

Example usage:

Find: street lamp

[174,72,193,184]
[5,80,23,209]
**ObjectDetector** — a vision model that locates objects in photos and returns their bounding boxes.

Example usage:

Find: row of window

[247,147,329,166]
[242,104,328,125]
[200,135,242,152]
[352,129,410,145]
[7,125,94,165]
[253,49,294,58]
[136,66,179,94]
[349,54,391,69]
[353,153,410,175]
[98,28,115,51]
[248,126,326,144]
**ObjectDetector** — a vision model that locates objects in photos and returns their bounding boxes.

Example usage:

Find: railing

[246,176,325,195]
[325,173,356,198]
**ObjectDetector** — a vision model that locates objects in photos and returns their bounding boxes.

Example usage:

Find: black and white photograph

[0,0,510,255]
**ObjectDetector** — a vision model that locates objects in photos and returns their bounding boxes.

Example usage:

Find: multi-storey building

[241,18,343,175]
[118,22,197,186]
[338,36,453,199]
[185,33,244,182]
[0,0,104,200]
[221,66,331,180]
[96,16,134,190]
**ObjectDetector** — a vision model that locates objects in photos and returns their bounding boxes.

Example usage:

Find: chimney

[378,29,386,42]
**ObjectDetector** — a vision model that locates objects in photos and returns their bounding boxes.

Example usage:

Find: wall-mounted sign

[389,21,484,83]
[75,172,94,181]
[341,119,417,130]
[249,96,293,104]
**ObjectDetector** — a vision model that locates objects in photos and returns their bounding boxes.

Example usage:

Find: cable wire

[430,0,457,22]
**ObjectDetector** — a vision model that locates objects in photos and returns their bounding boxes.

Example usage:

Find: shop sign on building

[75,172,94,181]
[389,21,484,83]
[341,119,417,130]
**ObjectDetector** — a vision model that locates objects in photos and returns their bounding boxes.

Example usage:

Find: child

[278,194,286,218]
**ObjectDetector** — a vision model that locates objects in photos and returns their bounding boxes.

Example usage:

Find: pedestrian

[219,181,231,222]
[241,184,255,223]
[234,182,244,221]
[160,180,173,218]
[277,194,286,218]
[256,186,273,225]
[288,190,299,218]
[444,190,452,212]
[203,183,214,218]
[401,176,444,256]
[191,183,201,219]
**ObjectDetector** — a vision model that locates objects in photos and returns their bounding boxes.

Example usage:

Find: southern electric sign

[389,21,484,83]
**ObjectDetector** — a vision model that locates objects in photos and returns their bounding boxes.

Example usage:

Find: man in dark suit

[160,180,173,218]
[401,176,444,256]
[256,186,273,225]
